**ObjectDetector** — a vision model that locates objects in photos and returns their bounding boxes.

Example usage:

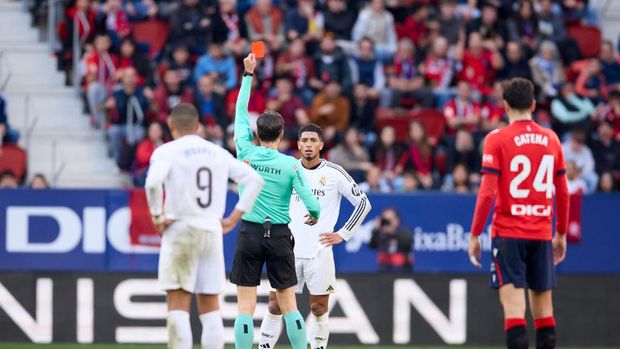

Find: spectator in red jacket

[153,70,194,123]
[456,31,504,97]
[443,80,482,135]
[244,0,284,51]
[422,36,456,107]
[59,0,96,72]
[84,33,119,128]
[97,0,131,46]
[275,38,315,104]
[134,121,163,186]
[396,121,434,190]
[399,3,430,49]
[600,90,620,140]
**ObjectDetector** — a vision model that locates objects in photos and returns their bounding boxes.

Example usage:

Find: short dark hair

[608,90,620,101]
[257,111,284,142]
[502,78,534,111]
[169,103,199,131]
[571,128,587,144]
[1,170,16,179]
[298,123,324,141]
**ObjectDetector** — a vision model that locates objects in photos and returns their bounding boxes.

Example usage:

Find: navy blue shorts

[490,237,555,292]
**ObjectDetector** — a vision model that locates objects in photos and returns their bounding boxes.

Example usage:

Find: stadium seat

[132,19,170,58]
[375,117,410,142]
[411,108,445,146]
[567,25,602,58]
[0,144,27,182]
[566,59,589,82]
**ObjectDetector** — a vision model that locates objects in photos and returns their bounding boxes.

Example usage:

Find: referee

[231,53,321,349]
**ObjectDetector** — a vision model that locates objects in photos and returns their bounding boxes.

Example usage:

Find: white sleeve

[225,152,264,213]
[144,148,171,216]
[334,166,372,241]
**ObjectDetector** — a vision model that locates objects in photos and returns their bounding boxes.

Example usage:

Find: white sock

[199,310,224,349]
[167,310,192,349]
[258,310,283,348]
[310,313,329,349]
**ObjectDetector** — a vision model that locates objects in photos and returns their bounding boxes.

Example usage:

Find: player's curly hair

[298,123,324,141]
[257,110,284,142]
[502,78,534,111]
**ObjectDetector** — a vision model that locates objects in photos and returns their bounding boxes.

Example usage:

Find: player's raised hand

[468,234,482,268]
[243,53,257,74]
[552,233,567,265]
[319,232,344,247]
[304,214,318,226]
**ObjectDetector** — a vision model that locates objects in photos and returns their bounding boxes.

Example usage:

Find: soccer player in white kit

[145,103,264,349]
[258,123,372,349]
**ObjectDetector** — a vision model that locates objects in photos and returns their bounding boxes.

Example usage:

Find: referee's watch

[243,71,254,77]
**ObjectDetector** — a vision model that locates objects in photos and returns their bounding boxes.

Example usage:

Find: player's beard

[303,154,317,161]
[303,150,319,161]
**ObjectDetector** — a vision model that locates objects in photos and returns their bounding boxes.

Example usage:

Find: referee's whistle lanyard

[263,216,272,238]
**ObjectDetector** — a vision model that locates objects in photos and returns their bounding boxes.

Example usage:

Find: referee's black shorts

[230,220,296,290]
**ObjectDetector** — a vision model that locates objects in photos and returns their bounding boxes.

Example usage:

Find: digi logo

[511,204,551,217]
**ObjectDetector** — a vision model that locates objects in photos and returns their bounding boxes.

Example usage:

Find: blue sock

[284,310,307,349]
[234,314,254,349]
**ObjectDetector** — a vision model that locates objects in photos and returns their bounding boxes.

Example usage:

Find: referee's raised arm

[233,54,257,159]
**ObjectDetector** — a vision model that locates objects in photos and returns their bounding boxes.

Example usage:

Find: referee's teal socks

[284,310,307,349]
[233,314,254,349]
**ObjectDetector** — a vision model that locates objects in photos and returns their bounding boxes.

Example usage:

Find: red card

[251,41,265,58]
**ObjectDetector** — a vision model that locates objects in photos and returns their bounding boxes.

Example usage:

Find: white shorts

[158,221,225,294]
[294,247,336,295]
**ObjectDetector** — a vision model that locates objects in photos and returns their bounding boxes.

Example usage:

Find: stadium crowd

[5,0,618,193]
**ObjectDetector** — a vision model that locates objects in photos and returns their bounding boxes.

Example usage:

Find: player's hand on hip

[319,232,344,247]
[552,233,567,265]
[152,216,173,235]
[221,209,244,234]
[468,234,482,268]
[304,214,318,226]
[243,53,257,74]
[221,217,237,234]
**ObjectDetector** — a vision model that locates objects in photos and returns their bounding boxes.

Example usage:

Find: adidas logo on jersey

[260,344,271,348]
[325,285,334,292]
